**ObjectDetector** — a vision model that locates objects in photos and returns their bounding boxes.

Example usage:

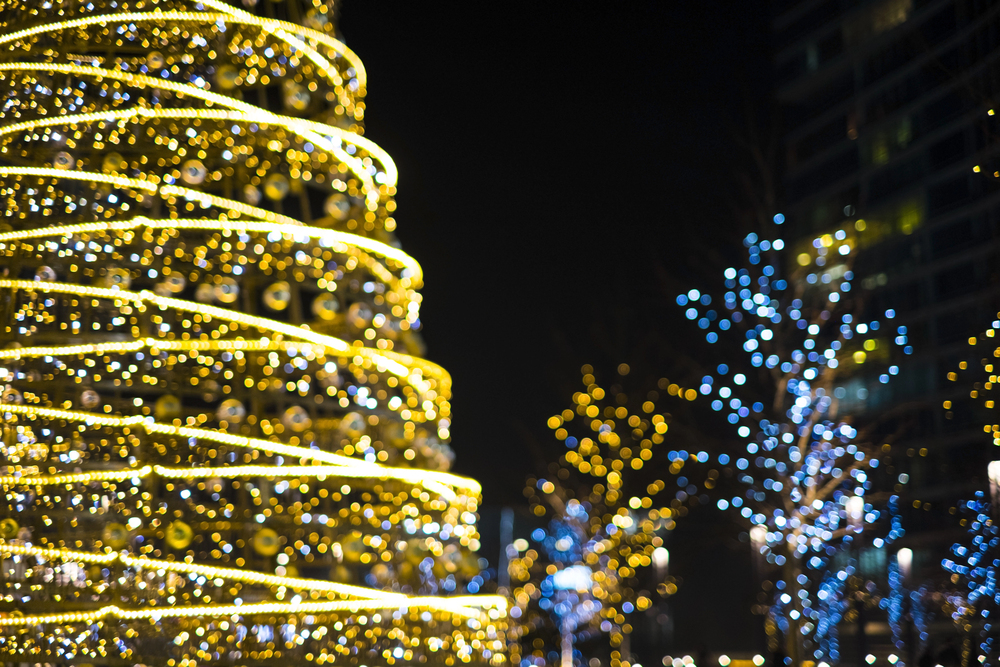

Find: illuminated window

[872,135,890,165]
[871,0,912,34]
[844,0,912,45]
[898,201,922,235]
[859,546,888,578]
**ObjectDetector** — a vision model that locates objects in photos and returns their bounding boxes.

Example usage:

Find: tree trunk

[784,551,802,665]
[561,619,574,667]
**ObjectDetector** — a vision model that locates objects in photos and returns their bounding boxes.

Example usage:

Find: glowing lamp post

[847,495,865,529]
[989,461,1000,509]
[652,546,670,577]
[897,547,913,583]
[551,564,594,667]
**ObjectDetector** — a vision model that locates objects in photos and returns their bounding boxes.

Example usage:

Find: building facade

[774,0,1000,659]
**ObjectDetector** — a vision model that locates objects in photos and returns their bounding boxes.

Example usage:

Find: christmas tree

[0,0,507,665]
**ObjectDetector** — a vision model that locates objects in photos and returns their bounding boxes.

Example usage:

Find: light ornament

[885,543,930,660]
[675,218,909,665]
[0,1,505,665]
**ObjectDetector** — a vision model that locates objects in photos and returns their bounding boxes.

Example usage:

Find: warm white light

[551,564,592,592]
[848,495,865,525]
[652,546,670,571]
[897,548,913,581]
[990,462,1000,506]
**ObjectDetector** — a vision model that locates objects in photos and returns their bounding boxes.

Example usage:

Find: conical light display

[0,1,507,664]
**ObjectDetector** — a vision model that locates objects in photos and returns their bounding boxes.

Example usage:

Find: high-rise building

[774,0,1000,654]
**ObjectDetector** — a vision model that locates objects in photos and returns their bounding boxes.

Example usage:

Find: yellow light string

[0,166,156,191]
[0,462,476,496]
[0,337,306,360]
[0,4,365,89]
[0,63,391,201]
[0,401,478,498]
[157,184,313,228]
[0,598,503,628]
[0,166,297,227]
[0,337,434,416]
[0,104,397,190]
[0,279,446,390]
[190,0,367,87]
[0,337,310,361]
[0,540,408,601]
[0,215,422,287]
[0,106,393,193]
[0,541,506,616]
[0,166,412,296]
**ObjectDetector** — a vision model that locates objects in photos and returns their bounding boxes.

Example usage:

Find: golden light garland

[947,317,1000,443]
[0,0,506,664]
[509,366,681,667]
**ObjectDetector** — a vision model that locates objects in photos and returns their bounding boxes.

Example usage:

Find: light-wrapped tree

[509,365,694,667]
[673,215,909,663]
[0,1,506,665]
[942,319,1000,665]
[942,492,1000,665]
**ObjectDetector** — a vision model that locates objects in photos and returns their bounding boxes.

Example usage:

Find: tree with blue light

[943,492,1000,664]
[935,322,1000,664]
[674,214,910,664]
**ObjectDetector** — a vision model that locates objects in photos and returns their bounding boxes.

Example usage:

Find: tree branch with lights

[673,215,911,664]
[509,365,716,667]
[941,319,1000,665]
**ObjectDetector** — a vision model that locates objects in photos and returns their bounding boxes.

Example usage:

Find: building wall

[774,0,1000,645]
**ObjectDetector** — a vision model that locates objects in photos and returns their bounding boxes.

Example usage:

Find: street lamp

[988,461,1000,508]
[652,547,669,577]
[897,547,913,584]
[551,564,594,667]
[847,495,865,529]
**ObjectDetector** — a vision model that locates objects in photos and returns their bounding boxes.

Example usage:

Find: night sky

[340,2,772,507]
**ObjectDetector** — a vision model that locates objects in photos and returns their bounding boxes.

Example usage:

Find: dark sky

[338,3,773,506]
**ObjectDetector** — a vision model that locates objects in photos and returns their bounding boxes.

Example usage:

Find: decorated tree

[946,318,1000,451]
[508,365,705,667]
[943,492,1000,665]
[941,319,1000,665]
[0,0,506,665]
[673,215,909,664]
